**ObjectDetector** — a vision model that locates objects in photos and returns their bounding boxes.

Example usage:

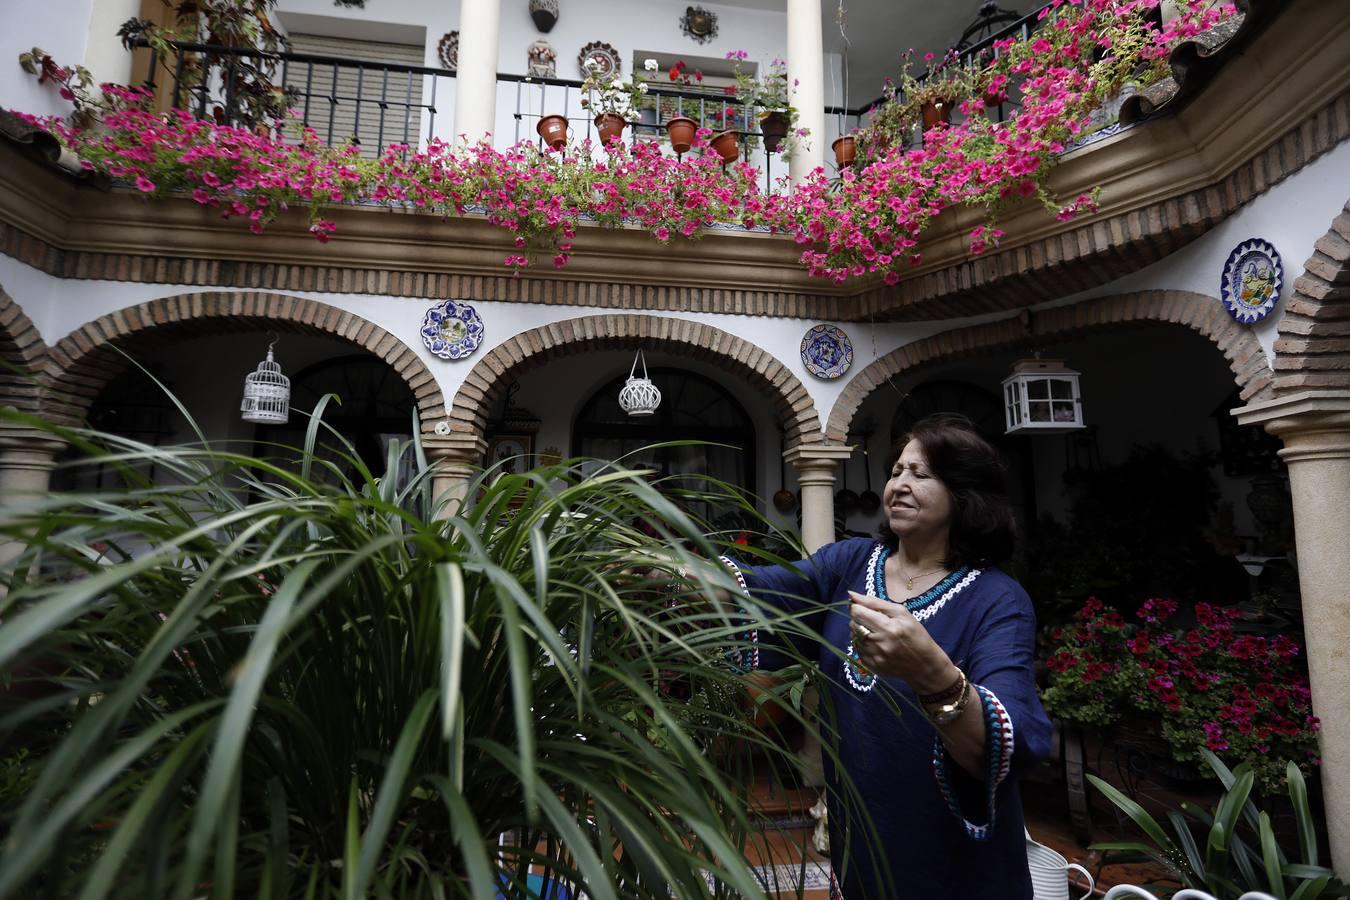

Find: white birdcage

[1002,357,1084,435]
[617,350,661,416]
[240,341,291,424]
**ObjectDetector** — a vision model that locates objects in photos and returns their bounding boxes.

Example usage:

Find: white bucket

[1026,830,1094,900]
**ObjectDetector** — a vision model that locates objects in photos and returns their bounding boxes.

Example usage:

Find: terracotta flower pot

[832,134,856,169]
[536,113,568,150]
[758,110,790,153]
[665,116,697,153]
[710,130,739,164]
[594,113,627,145]
[921,98,953,129]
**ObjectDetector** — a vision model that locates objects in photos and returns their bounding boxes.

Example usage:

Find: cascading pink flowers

[20,0,1234,284]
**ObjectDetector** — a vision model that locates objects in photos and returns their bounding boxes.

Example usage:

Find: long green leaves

[0,408,829,899]
[1090,751,1350,900]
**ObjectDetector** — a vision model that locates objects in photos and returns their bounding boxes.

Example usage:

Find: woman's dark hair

[878,412,1016,567]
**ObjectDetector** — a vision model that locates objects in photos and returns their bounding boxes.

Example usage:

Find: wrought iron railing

[134,39,856,188]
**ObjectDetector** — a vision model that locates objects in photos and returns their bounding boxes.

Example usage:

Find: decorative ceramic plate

[1220,238,1283,324]
[437,32,459,71]
[421,299,484,360]
[801,324,853,379]
[578,40,620,79]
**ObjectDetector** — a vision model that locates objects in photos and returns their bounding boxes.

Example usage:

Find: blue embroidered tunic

[724,536,1053,900]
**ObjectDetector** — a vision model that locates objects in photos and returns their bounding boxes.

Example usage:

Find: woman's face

[883,439,954,544]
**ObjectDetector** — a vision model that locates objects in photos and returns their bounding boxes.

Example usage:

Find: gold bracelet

[924,669,970,726]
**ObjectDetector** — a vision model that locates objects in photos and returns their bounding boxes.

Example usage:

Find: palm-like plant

[0,403,832,900]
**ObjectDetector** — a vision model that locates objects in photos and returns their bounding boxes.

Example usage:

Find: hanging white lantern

[240,339,291,424]
[617,350,661,417]
[1002,357,1084,435]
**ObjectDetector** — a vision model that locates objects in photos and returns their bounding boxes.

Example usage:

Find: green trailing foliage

[0,402,848,900]
[1089,750,1348,900]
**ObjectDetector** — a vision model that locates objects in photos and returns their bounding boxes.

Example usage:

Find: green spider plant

[0,400,845,900]
[1089,750,1348,899]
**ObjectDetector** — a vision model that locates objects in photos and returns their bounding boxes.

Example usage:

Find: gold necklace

[897,560,947,591]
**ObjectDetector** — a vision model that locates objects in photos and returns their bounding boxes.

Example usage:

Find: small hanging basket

[241,342,291,424]
[618,350,661,416]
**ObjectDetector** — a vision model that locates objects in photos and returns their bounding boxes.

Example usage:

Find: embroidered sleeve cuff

[717,555,759,670]
[931,684,1016,841]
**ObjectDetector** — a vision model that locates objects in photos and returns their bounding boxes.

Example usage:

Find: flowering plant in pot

[579,56,651,145]
[726,50,804,159]
[1042,597,1320,792]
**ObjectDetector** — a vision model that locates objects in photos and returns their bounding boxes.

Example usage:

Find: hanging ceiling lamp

[1001,356,1084,435]
[240,337,291,425]
[617,350,661,417]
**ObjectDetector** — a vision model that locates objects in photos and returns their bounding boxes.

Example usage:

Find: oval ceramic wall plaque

[1220,238,1283,325]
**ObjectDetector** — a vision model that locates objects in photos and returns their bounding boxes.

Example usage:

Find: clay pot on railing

[536,114,568,150]
[710,131,739,164]
[832,134,856,169]
[921,98,953,129]
[594,113,627,146]
[665,116,697,154]
[758,110,790,153]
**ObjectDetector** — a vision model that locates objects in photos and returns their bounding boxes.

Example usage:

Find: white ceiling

[713,0,1014,110]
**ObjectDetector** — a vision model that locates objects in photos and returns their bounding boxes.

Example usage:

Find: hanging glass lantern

[241,339,291,424]
[1002,357,1084,434]
[617,350,661,417]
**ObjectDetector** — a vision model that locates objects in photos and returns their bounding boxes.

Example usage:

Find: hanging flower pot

[665,116,697,153]
[528,0,558,33]
[831,134,856,169]
[594,113,627,145]
[536,113,568,150]
[921,98,953,129]
[758,110,790,153]
[710,130,739,164]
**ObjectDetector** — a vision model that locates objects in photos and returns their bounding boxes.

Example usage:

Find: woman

[723,413,1051,899]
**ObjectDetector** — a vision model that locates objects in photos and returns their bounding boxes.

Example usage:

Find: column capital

[783,442,853,473]
[421,433,488,465]
[1234,390,1350,463]
[0,423,67,459]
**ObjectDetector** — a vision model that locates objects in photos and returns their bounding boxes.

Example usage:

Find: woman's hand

[847,590,959,694]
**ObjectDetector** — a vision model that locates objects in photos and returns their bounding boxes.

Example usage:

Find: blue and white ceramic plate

[801,324,853,379]
[1221,238,1283,325]
[421,299,484,360]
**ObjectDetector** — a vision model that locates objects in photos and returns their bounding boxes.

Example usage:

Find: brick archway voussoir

[43,291,443,430]
[826,290,1273,441]
[1273,198,1350,394]
[449,314,824,449]
[0,285,51,416]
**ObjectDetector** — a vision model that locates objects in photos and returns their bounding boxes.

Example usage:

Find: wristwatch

[924,669,970,726]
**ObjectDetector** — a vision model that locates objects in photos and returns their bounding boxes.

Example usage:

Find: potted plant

[536,113,569,150]
[832,133,857,169]
[727,51,804,158]
[579,56,650,146]
[709,130,739,164]
[0,407,828,897]
[1042,596,1320,793]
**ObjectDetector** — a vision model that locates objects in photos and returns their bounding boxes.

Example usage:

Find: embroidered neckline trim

[864,544,975,621]
[845,544,980,692]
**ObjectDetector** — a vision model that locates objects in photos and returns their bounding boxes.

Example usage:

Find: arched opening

[572,367,758,504]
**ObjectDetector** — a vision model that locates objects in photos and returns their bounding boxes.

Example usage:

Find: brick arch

[1273,198,1350,393]
[0,285,49,415]
[44,291,443,430]
[826,290,1273,441]
[448,315,823,448]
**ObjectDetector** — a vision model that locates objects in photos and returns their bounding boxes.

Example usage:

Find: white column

[786,0,826,182]
[1236,391,1350,876]
[453,0,503,147]
[0,425,64,579]
[784,443,852,553]
[423,433,486,520]
[84,0,142,87]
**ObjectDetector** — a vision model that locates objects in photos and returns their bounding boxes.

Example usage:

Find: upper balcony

[2,0,1339,321]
